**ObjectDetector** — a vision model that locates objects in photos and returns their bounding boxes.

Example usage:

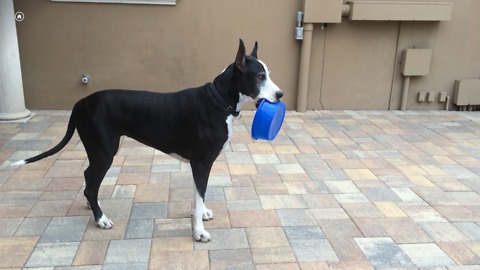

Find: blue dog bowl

[251,99,286,141]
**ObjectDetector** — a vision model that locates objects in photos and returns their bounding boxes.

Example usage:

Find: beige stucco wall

[13,0,480,110]
[306,0,480,110]
[14,0,301,109]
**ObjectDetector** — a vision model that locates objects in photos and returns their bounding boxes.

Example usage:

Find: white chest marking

[225,115,235,148]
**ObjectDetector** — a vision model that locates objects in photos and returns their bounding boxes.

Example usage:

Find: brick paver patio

[1,110,480,269]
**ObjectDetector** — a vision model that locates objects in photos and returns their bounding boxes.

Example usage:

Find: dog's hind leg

[190,159,215,242]
[84,159,114,229]
[78,125,119,229]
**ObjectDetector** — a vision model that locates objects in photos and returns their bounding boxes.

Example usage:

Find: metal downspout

[296,23,314,112]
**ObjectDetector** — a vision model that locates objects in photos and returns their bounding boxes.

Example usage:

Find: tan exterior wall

[306,0,480,110]
[13,0,301,109]
[12,0,480,110]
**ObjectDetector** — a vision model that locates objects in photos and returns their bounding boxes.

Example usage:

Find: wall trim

[51,0,176,5]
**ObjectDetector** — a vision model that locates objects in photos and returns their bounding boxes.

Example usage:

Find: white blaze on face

[257,60,282,103]
[221,59,283,149]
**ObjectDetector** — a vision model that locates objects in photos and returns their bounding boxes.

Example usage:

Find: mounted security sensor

[81,74,90,84]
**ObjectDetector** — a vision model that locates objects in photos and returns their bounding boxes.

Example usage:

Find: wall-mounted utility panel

[453,79,480,106]
[401,49,432,76]
[439,92,447,102]
[426,92,435,103]
[418,92,426,102]
[303,0,343,23]
[347,1,453,21]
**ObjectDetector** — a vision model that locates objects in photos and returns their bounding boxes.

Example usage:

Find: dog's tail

[11,114,76,166]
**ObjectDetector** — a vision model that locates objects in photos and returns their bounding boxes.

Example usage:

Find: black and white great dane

[12,39,283,242]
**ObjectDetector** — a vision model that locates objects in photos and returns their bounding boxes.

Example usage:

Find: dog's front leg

[192,189,211,242]
[190,160,214,242]
[191,189,214,221]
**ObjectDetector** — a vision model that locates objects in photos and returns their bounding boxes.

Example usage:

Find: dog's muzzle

[255,92,283,109]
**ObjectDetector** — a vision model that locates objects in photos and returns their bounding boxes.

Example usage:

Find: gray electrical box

[401,49,432,76]
[348,1,453,21]
[453,79,480,105]
[303,0,343,23]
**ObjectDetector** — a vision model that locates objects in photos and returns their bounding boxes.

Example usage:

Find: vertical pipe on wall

[400,76,410,111]
[0,0,31,121]
[389,22,402,110]
[296,23,314,112]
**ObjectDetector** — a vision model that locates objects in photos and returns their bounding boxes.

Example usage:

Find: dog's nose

[276,91,284,100]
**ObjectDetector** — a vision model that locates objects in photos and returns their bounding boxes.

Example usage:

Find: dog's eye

[258,74,266,80]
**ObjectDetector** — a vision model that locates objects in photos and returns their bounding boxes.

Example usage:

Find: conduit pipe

[400,76,410,111]
[296,23,314,113]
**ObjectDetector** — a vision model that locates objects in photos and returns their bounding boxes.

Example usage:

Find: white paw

[202,208,214,221]
[193,228,211,242]
[96,214,114,229]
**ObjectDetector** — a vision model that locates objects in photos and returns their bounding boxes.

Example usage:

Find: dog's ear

[251,41,258,58]
[235,39,246,72]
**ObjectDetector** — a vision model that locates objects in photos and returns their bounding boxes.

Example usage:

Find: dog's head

[232,39,283,108]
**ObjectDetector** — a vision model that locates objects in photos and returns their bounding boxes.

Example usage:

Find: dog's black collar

[207,83,240,117]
